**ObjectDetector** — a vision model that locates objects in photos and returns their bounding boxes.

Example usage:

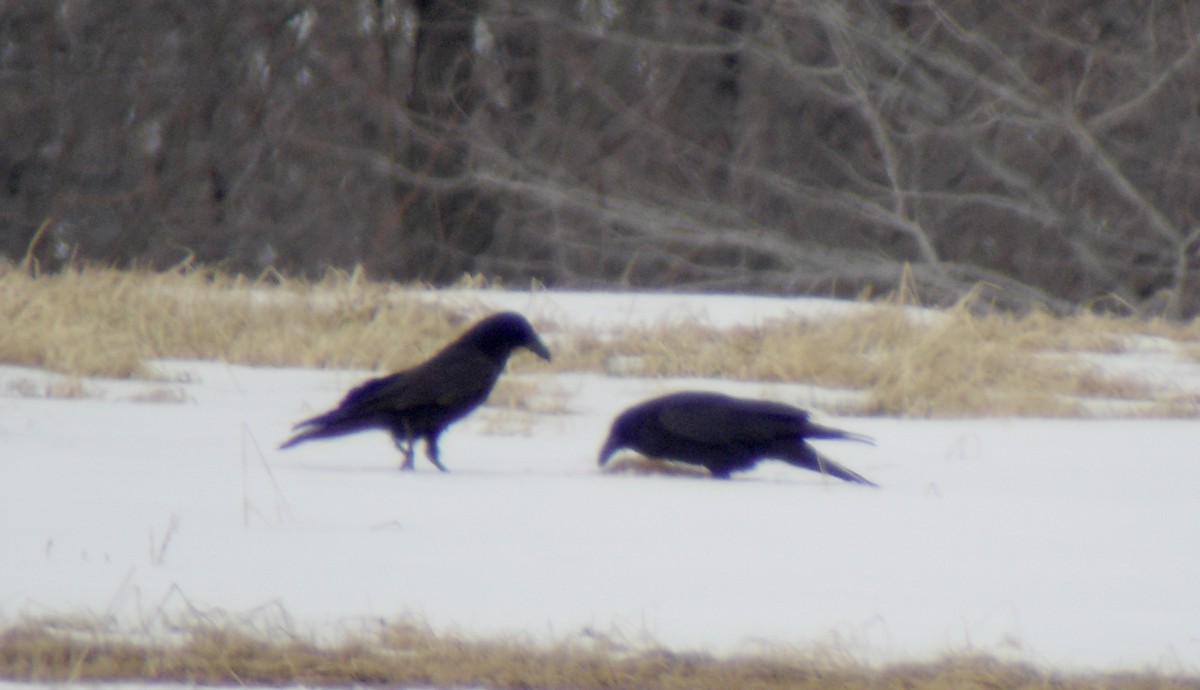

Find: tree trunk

[390,0,496,281]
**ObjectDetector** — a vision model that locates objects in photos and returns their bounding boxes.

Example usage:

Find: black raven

[280,311,551,471]
[598,391,876,484]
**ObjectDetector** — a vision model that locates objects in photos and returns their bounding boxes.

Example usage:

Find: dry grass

[478,376,574,435]
[601,454,714,478]
[487,376,573,416]
[553,299,1198,418]
[5,375,97,399]
[127,385,189,404]
[2,616,1196,689]
[1,262,1198,417]
[0,262,469,378]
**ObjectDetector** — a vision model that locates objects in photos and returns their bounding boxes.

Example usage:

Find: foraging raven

[598,391,876,485]
[280,311,551,471]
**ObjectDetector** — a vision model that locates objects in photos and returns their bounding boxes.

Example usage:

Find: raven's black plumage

[280,311,551,471]
[598,391,876,484]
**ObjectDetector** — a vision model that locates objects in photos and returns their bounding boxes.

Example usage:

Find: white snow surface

[2,290,1199,677]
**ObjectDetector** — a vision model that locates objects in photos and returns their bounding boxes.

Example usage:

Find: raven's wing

[655,394,872,445]
[739,398,873,443]
[654,395,806,444]
[336,343,501,417]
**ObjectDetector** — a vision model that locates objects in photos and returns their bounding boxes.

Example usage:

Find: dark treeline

[3,1,1199,316]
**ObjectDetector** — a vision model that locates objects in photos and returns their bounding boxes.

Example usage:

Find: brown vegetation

[2,264,1197,418]
[2,617,1197,690]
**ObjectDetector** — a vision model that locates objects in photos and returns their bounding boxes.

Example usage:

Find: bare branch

[1087,35,1200,134]
[822,4,939,264]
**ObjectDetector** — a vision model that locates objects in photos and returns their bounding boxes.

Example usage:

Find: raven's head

[597,411,634,467]
[467,311,552,362]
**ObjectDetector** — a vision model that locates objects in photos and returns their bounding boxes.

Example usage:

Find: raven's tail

[278,409,374,450]
[804,422,874,446]
[781,443,878,487]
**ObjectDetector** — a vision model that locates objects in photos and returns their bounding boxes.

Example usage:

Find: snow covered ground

[2,290,1199,676]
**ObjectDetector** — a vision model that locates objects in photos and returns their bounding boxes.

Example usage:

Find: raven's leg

[395,436,416,471]
[425,435,449,473]
[393,421,419,471]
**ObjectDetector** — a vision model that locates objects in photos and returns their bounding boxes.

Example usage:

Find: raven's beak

[526,336,552,362]
[597,434,620,467]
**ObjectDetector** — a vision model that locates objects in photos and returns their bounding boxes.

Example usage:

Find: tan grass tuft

[0,264,459,376]
[601,454,713,478]
[2,264,1197,418]
[476,376,572,435]
[551,297,1179,418]
[5,376,97,399]
[127,386,189,404]
[486,376,571,415]
[2,616,1196,689]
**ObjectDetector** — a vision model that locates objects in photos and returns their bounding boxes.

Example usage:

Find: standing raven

[598,391,876,485]
[280,311,551,471]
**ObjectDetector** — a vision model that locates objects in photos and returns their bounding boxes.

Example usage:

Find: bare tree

[3,0,1200,316]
